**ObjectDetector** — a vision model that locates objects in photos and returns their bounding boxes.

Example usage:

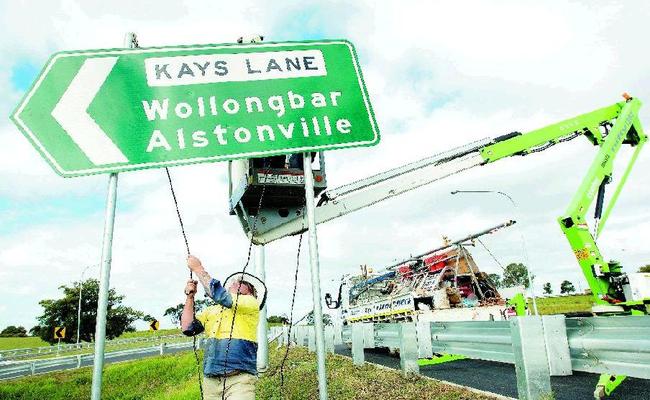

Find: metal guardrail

[0,333,186,361]
[1,330,285,381]
[429,320,514,364]
[282,316,650,400]
[566,316,650,378]
[0,340,195,380]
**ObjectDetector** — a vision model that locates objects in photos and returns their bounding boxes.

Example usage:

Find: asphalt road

[335,346,650,400]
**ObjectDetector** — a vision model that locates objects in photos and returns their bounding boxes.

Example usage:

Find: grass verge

[530,294,593,315]
[0,338,48,351]
[0,345,497,400]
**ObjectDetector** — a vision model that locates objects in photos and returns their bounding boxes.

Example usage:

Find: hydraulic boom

[249,95,647,312]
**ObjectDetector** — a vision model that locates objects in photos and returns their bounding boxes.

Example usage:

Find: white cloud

[2,1,650,330]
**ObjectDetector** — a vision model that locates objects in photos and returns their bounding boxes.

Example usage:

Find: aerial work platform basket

[228,152,327,238]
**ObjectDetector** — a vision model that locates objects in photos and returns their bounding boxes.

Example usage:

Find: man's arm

[180,279,204,336]
[187,255,233,308]
[188,255,213,293]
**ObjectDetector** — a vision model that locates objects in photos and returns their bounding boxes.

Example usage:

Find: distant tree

[164,299,211,325]
[33,278,145,345]
[29,325,43,337]
[639,265,650,273]
[502,263,534,288]
[267,315,289,325]
[0,326,27,337]
[560,280,576,294]
[543,282,553,295]
[306,311,332,326]
[487,273,502,288]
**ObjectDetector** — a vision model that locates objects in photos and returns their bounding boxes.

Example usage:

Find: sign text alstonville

[12,40,379,177]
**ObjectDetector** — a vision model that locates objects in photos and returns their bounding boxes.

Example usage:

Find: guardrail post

[277,327,284,349]
[159,343,165,355]
[542,315,571,376]
[351,324,365,366]
[510,316,553,400]
[362,323,375,348]
[296,327,305,347]
[416,321,433,359]
[334,323,343,345]
[324,325,335,354]
[399,322,419,376]
[77,354,82,369]
[31,361,36,375]
[308,326,317,352]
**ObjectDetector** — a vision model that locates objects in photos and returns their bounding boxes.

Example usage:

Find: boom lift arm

[481,96,646,310]
[250,96,646,311]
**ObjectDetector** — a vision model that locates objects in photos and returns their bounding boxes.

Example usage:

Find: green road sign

[11,40,379,177]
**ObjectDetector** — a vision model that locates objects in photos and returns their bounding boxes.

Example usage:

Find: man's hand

[187,255,205,273]
[184,279,198,296]
[187,255,212,295]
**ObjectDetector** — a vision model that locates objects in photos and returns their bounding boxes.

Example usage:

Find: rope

[477,238,505,272]
[279,233,303,395]
[165,168,191,257]
[164,167,204,400]
[220,166,271,400]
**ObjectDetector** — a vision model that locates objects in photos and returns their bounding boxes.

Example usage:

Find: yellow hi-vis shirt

[188,279,261,376]
[197,294,259,342]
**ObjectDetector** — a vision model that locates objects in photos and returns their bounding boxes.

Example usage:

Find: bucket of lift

[228,152,327,239]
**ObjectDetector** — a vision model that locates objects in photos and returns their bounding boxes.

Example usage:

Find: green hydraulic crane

[481,94,647,313]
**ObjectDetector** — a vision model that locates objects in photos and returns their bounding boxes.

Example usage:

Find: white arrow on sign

[51,57,129,166]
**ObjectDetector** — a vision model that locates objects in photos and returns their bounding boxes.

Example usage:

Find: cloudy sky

[1,0,649,331]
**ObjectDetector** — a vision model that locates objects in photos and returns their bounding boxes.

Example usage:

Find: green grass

[118,328,181,339]
[0,329,182,355]
[0,345,496,400]
[529,294,593,315]
[0,337,48,351]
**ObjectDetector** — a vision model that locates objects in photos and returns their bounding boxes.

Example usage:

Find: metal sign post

[303,151,329,400]
[255,244,269,371]
[90,32,134,400]
[90,171,119,400]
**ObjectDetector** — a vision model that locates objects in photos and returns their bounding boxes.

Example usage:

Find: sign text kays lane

[12,40,378,177]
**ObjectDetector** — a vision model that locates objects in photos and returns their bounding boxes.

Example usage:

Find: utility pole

[76,264,98,346]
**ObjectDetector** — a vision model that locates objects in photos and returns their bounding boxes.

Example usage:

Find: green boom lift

[482,94,647,313]
[482,94,647,398]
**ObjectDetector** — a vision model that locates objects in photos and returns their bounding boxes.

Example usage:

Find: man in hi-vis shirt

[182,255,261,400]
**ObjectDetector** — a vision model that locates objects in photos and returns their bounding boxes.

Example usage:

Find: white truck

[325,221,515,325]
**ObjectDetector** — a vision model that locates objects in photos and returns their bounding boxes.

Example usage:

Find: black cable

[279,233,303,395]
[165,168,191,257]
[477,238,505,272]
[164,167,204,400]
[221,166,271,400]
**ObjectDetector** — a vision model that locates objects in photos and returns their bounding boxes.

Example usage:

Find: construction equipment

[228,152,326,234]
[232,95,649,315]
[325,221,515,324]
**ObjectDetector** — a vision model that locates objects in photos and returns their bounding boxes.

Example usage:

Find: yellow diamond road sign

[149,320,159,331]
[54,326,66,339]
